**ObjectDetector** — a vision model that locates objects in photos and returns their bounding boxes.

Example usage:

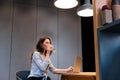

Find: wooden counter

[58,72,96,80]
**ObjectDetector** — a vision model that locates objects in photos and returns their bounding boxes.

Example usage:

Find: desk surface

[58,72,96,80]
[57,72,96,76]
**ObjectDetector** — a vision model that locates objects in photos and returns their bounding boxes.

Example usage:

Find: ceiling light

[54,0,78,9]
[77,0,93,17]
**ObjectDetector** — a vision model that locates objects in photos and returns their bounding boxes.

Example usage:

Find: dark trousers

[27,76,51,80]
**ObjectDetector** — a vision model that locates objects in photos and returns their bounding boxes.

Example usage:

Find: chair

[16,70,30,80]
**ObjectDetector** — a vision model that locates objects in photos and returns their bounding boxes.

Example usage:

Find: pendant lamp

[54,0,78,9]
[77,0,93,17]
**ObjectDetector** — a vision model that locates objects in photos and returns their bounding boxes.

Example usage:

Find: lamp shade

[77,0,93,17]
[54,0,78,9]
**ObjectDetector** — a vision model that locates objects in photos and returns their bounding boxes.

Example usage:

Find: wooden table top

[56,72,96,76]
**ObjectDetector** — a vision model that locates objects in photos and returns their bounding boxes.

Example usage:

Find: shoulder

[32,52,43,61]
[32,51,41,57]
[33,51,39,54]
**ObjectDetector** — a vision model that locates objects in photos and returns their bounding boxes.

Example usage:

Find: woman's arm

[48,59,73,74]
[53,66,74,74]
[33,52,50,71]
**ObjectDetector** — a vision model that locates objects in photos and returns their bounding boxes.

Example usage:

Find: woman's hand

[43,44,55,51]
[53,66,74,74]
[66,66,74,72]
[42,44,55,56]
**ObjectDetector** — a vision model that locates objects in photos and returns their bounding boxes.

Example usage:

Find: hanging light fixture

[54,0,78,9]
[77,0,93,17]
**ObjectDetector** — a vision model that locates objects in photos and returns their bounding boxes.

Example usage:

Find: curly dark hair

[36,36,52,53]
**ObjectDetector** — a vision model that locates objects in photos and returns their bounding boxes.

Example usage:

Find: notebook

[73,56,82,73]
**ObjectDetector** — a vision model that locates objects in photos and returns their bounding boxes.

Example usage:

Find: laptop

[73,56,82,73]
[56,56,82,74]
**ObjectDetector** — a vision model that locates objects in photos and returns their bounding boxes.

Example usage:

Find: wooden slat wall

[92,0,112,80]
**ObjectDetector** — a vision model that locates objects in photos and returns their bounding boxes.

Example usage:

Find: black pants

[27,76,51,80]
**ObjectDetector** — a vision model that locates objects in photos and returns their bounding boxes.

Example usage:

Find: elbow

[53,70,57,74]
[52,69,59,74]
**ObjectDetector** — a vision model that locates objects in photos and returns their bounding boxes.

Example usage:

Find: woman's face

[43,38,51,47]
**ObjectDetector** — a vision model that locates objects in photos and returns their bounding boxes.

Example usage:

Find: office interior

[0,0,119,80]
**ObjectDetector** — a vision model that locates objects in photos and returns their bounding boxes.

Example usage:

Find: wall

[0,0,82,80]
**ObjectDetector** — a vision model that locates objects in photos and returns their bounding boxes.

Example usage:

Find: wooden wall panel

[0,3,12,80]
[10,4,36,80]
[92,0,112,80]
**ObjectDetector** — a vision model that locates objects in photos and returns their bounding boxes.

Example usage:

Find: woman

[27,36,73,80]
